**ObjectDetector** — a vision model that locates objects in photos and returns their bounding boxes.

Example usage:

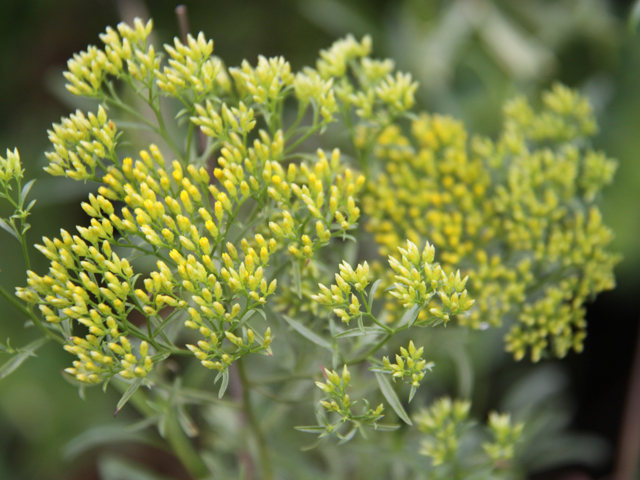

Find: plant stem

[0,284,64,344]
[237,357,274,480]
[164,410,209,479]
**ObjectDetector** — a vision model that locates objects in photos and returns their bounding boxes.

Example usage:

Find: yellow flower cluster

[415,397,471,466]
[230,55,294,105]
[268,148,365,260]
[375,340,434,399]
[312,365,385,438]
[156,33,222,97]
[364,84,620,361]
[483,412,524,464]
[319,35,418,121]
[389,241,474,324]
[416,397,522,470]
[64,18,153,96]
[311,260,371,324]
[15,227,153,384]
[45,106,117,180]
[0,148,22,183]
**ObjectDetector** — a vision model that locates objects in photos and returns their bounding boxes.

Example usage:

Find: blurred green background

[0,0,639,478]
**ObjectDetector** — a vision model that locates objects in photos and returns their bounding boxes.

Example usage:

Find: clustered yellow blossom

[372,340,434,401]
[317,34,418,123]
[230,55,294,105]
[64,18,154,97]
[309,365,385,439]
[15,228,153,384]
[0,148,22,183]
[156,33,223,97]
[311,260,371,324]
[45,106,117,180]
[364,84,620,361]
[483,412,524,464]
[415,397,523,470]
[415,397,471,466]
[389,240,474,324]
[267,148,365,261]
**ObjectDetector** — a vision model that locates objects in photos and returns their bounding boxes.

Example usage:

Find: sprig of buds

[370,340,434,401]
[296,365,391,444]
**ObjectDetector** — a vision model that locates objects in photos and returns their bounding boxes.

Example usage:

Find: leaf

[0,218,19,241]
[114,378,143,416]
[375,372,412,426]
[234,309,256,331]
[292,261,302,299]
[300,438,324,451]
[0,337,48,380]
[294,425,327,434]
[397,304,421,329]
[63,424,153,460]
[282,315,333,351]
[99,455,174,480]
[409,385,418,403]
[20,179,36,202]
[337,426,358,445]
[334,326,387,338]
[218,370,229,399]
[374,423,401,432]
[630,0,640,32]
[177,405,199,437]
[368,279,382,301]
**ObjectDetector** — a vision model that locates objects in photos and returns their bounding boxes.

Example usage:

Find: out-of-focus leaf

[0,218,18,240]
[630,0,640,32]
[0,337,47,380]
[292,260,302,299]
[115,378,144,416]
[98,455,174,480]
[334,326,386,338]
[63,425,156,460]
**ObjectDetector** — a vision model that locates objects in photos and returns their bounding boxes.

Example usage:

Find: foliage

[0,16,618,480]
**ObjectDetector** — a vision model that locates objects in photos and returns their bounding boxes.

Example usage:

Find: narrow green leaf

[375,372,412,426]
[337,426,358,445]
[63,425,153,460]
[334,326,387,338]
[374,423,401,432]
[115,378,143,416]
[20,179,36,203]
[218,370,229,399]
[282,314,333,351]
[0,337,48,380]
[234,309,256,331]
[397,304,421,329]
[294,425,326,434]
[292,261,302,299]
[300,438,323,451]
[0,218,19,241]
[368,278,382,301]
[409,385,418,403]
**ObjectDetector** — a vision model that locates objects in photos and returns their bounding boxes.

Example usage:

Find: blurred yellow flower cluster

[364,84,620,361]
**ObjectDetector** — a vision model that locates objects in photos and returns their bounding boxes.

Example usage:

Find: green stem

[164,411,209,479]
[19,233,31,271]
[112,379,210,479]
[238,357,274,480]
[0,284,64,344]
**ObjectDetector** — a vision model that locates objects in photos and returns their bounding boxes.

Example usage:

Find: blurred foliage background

[0,0,639,478]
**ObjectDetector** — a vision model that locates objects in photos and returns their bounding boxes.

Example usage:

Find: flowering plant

[0,18,618,479]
